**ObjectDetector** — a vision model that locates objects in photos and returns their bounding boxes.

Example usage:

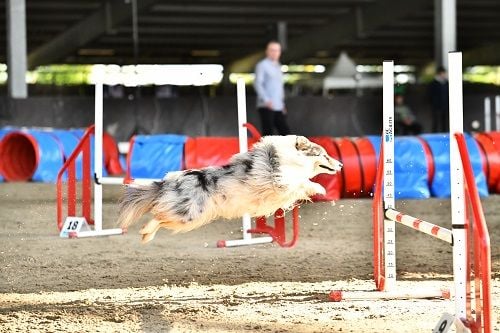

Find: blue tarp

[129,134,187,179]
[366,135,430,199]
[420,133,488,197]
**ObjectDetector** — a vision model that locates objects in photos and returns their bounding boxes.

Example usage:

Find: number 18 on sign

[59,217,90,238]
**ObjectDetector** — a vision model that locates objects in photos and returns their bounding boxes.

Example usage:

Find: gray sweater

[254,58,285,111]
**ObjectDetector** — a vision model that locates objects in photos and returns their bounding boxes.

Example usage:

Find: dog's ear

[295,136,323,156]
[295,136,310,151]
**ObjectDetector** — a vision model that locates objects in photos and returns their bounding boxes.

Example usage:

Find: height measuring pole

[448,51,467,320]
[382,61,396,291]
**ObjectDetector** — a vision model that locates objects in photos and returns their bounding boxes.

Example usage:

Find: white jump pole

[495,95,500,131]
[237,78,252,243]
[448,51,467,321]
[217,78,273,247]
[72,81,124,238]
[94,81,104,232]
[484,97,491,132]
[92,81,160,186]
[382,60,396,291]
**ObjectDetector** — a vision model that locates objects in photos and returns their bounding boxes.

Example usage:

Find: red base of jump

[247,206,300,248]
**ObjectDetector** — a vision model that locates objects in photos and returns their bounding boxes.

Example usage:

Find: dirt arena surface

[0,183,498,332]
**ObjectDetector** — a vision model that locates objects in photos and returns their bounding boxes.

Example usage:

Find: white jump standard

[216,78,301,248]
[216,78,273,248]
[331,53,492,333]
[57,81,158,239]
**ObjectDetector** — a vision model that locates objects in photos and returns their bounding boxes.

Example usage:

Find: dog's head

[294,136,343,177]
[259,135,343,178]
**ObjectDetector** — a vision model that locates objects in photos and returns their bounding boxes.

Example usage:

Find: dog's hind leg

[140,218,162,244]
[140,218,161,235]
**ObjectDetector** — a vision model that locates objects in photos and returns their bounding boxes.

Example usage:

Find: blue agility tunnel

[366,135,431,199]
[420,133,488,198]
[0,130,64,182]
[0,128,111,183]
[50,130,83,180]
[128,134,187,179]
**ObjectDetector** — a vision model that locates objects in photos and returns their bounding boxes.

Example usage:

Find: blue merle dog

[118,135,342,243]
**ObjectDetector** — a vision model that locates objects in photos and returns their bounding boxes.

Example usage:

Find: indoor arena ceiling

[2,0,500,71]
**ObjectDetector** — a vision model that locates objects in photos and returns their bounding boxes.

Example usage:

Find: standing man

[429,66,449,133]
[254,40,291,136]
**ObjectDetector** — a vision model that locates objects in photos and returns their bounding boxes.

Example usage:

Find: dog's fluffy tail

[117,181,162,229]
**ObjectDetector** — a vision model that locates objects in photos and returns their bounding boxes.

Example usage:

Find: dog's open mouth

[319,164,337,172]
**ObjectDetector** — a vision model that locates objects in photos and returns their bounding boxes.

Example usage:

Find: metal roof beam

[229,0,431,72]
[463,43,500,65]
[27,0,159,68]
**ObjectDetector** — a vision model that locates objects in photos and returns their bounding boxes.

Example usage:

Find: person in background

[429,66,449,133]
[395,93,422,135]
[253,40,291,136]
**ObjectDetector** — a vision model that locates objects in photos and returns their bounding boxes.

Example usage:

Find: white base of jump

[217,236,274,248]
[70,228,125,238]
[99,176,161,185]
[330,287,451,302]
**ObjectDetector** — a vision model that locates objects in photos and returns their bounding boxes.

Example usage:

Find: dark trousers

[396,121,422,136]
[258,107,291,136]
[432,108,449,133]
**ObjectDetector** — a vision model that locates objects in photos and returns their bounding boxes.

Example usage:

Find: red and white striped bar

[385,209,452,244]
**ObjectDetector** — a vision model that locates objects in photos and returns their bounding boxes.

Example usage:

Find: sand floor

[0,183,498,332]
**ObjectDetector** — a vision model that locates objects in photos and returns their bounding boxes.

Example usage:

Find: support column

[277,21,287,51]
[6,0,28,98]
[434,0,456,71]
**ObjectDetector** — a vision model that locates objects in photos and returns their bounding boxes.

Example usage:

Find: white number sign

[59,217,90,238]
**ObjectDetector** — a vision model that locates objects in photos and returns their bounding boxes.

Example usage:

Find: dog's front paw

[308,182,326,196]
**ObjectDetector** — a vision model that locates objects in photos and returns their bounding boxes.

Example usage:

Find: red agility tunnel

[308,137,342,201]
[335,137,364,198]
[337,135,434,199]
[103,132,124,175]
[474,131,500,193]
[184,137,259,169]
[353,137,377,196]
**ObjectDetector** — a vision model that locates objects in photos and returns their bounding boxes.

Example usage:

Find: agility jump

[217,78,302,248]
[56,78,341,244]
[56,81,159,238]
[331,53,491,333]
